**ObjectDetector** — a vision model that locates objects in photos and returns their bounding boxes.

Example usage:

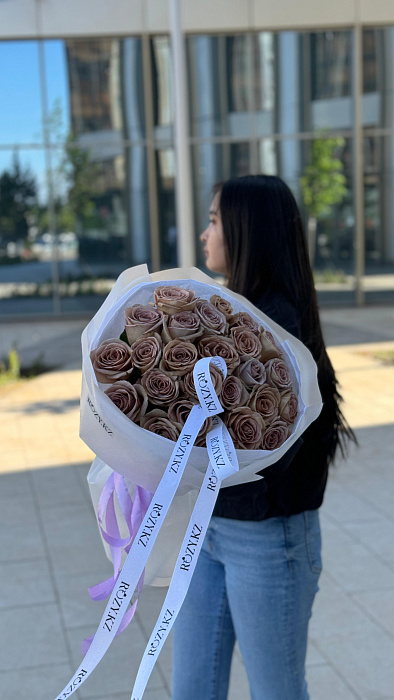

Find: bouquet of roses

[52,265,322,700]
[90,284,298,453]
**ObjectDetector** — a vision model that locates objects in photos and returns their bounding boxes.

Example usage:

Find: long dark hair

[213,174,355,460]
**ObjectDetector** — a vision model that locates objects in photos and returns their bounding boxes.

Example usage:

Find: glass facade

[0,27,394,316]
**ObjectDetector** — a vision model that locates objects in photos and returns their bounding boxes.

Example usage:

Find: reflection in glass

[151,36,173,133]
[364,136,394,275]
[65,39,124,135]
[192,142,251,269]
[252,33,275,137]
[310,31,352,100]
[362,28,394,130]
[187,35,253,138]
[156,148,177,268]
[0,42,43,145]
[300,137,354,276]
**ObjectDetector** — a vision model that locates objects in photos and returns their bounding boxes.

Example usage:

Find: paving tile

[41,503,105,575]
[316,624,394,700]
[306,664,359,699]
[228,643,250,699]
[310,573,381,643]
[0,663,75,700]
[66,623,164,698]
[306,640,327,667]
[0,500,46,562]
[55,569,114,630]
[0,471,32,501]
[343,519,394,565]
[30,464,86,507]
[321,482,383,523]
[0,604,68,671]
[321,528,394,591]
[0,559,55,608]
[352,589,394,641]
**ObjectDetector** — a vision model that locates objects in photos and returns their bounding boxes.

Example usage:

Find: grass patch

[373,349,394,366]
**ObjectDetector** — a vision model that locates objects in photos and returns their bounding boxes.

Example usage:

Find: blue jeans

[172,510,322,700]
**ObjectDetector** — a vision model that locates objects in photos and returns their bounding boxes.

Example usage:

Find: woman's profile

[172,174,355,700]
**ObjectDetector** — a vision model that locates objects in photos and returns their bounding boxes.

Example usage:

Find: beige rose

[181,364,224,401]
[220,376,249,410]
[265,358,292,390]
[224,407,265,450]
[248,384,280,425]
[198,336,240,373]
[140,409,182,442]
[130,333,162,373]
[168,397,212,447]
[162,311,202,344]
[210,294,233,319]
[230,326,262,360]
[260,329,282,362]
[140,368,180,406]
[195,299,227,335]
[279,390,298,424]
[261,419,290,450]
[124,304,165,344]
[154,286,197,314]
[104,381,147,422]
[234,359,266,389]
[160,339,198,377]
[229,311,259,334]
[90,338,133,384]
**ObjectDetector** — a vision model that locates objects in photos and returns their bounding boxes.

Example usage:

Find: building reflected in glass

[0,27,393,316]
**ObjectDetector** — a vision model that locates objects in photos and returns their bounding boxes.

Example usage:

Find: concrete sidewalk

[0,305,394,699]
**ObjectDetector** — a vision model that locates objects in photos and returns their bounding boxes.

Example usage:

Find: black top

[212,294,330,521]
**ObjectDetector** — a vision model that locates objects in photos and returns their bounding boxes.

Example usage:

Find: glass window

[0,42,43,145]
[310,31,352,100]
[43,38,145,145]
[151,36,173,135]
[156,148,177,269]
[364,136,394,282]
[251,33,276,138]
[362,27,394,130]
[192,141,252,269]
[187,35,254,139]
[299,137,354,285]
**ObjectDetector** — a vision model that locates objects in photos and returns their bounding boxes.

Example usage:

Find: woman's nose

[200,228,208,242]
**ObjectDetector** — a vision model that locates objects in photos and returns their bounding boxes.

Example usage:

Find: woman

[172,175,355,700]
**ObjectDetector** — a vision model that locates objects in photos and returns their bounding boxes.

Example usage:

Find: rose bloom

[140,368,180,406]
[90,338,133,384]
[261,418,290,450]
[248,384,280,425]
[210,294,233,319]
[234,359,266,389]
[162,310,202,343]
[154,286,197,314]
[140,409,181,442]
[198,336,240,373]
[195,299,227,335]
[124,304,165,344]
[229,311,259,334]
[160,339,198,377]
[130,333,162,373]
[105,381,147,422]
[265,358,292,390]
[220,375,249,410]
[168,396,197,425]
[182,363,224,400]
[168,397,212,447]
[279,390,298,424]
[224,407,265,450]
[230,326,262,360]
[260,329,282,362]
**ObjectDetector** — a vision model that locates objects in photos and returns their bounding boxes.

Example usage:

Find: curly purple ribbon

[82,475,152,654]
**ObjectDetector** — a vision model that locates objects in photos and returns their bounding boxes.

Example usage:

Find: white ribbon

[131,416,238,699]
[53,356,231,700]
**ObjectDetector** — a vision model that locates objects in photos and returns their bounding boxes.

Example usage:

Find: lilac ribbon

[82,475,152,653]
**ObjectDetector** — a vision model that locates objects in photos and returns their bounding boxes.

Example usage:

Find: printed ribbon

[53,355,233,700]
